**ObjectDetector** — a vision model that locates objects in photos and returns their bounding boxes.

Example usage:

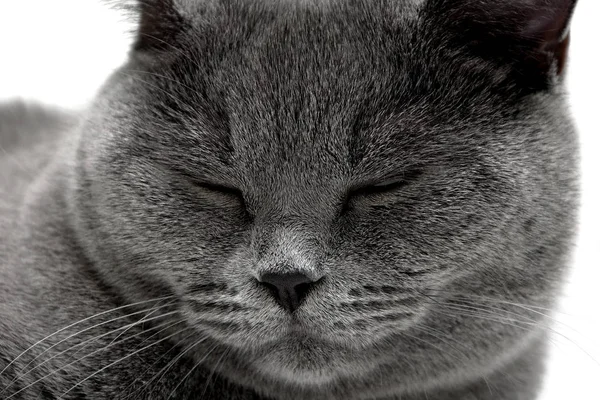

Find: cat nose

[257,272,319,313]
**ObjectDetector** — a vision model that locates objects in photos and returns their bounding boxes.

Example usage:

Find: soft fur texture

[0,1,579,399]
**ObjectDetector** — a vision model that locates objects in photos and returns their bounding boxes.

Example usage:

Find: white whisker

[4,311,180,393]
[167,343,220,398]
[431,306,600,369]
[104,299,177,349]
[5,302,177,392]
[0,295,174,379]
[55,329,191,400]
[5,319,187,399]
[200,348,229,398]
[119,321,192,398]
[132,332,208,400]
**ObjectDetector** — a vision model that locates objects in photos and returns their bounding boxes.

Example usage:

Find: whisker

[423,294,539,325]
[450,294,583,330]
[408,324,471,364]
[424,289,600,372]
[424,291,591,341]
[395,330,464,365]
[427,289,570,314]
[167,343,220,398]
[0,295,175,379]
[429,306,600,369]
[420,291,540,328]
[5,320,188,399]
[128,318,188,356]
[200,348,229,398]
[145,336,210,398]
[3,302,177,394]
[4,311,180,393]
[410,324,505,393]
[129,331,205,400]
[104,299,178,349]
[55,328,192,400]
[108,319,191,399]
[412,323,475,356]
[429,302,538,329]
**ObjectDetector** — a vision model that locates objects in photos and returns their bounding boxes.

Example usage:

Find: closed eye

[348,169,424,197]
[171,167,248,209]
[196,181,244,199]
[350,179,410,197]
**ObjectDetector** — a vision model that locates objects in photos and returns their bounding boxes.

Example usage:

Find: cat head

[73,0,578,396]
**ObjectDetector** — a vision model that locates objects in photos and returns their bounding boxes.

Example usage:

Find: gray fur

[0,0,579,399]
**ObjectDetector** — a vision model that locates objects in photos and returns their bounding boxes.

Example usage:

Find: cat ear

[132,0,187,52]
[427,0,578,90]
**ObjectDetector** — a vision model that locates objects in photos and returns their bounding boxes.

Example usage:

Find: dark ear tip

[427,0,578,91]
[133,0,186,52]
[522,0,577,39]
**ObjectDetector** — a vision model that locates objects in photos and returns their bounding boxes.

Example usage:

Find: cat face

[73,0,578,393]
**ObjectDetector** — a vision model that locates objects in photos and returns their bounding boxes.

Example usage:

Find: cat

[0,0,580,399]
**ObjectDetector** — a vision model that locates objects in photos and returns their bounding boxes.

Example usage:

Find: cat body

[0,1,579,399]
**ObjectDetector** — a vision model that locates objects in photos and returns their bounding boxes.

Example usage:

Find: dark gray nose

[258,272,318,313]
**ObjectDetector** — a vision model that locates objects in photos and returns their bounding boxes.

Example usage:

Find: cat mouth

[253,320,341,349]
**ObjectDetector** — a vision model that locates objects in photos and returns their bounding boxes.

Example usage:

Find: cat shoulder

[0,100,77,152]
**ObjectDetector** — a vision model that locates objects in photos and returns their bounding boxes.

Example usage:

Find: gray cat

[0,0,579,399]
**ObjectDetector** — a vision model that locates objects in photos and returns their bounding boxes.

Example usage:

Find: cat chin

[246,334,376,387]
[255,362,342,386]
[251,355,363,387]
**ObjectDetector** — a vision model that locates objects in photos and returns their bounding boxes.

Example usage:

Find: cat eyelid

[170,167,243,199]
[195,181,244,198]
[348,169,424,197]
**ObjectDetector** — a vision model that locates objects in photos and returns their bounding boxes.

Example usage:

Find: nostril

[293,281,313,302]
[260,280,281,301]
[257,272,320,313]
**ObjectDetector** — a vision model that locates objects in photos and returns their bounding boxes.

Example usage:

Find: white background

[0,1,598,398]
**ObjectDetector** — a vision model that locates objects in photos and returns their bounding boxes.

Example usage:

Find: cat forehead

[139,6,425,138]
[173,1,430,118]
[120,0,551,184]
[172,0,424,15]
